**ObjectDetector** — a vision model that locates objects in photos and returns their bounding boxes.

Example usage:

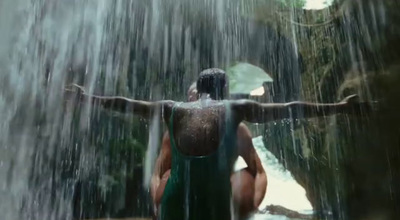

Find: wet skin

[152,123,267,218]
[151,86,266,218]
[66,84,372,219]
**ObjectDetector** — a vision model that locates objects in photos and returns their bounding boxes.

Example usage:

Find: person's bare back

[151,83,267,219]
[168,101,239,157]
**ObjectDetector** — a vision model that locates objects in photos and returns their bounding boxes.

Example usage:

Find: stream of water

[0,0,393,219]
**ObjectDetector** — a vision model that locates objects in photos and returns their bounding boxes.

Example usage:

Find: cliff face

[259,0,400,219]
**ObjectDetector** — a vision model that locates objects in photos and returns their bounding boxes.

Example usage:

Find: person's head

[187,82,198,102]
[196,68,229,100]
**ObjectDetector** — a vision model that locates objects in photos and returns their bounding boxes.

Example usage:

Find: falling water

[1,0,399,219]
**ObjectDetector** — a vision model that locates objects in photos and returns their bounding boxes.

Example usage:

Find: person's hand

[65,83,85,94]
[340,94,377,115]
[339,94,359,105]
[64,83,87,103]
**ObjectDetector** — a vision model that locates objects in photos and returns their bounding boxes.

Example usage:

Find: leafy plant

[276,0,307,8]
[226,62,273,95]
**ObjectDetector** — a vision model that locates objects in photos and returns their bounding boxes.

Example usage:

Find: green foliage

[276,0,307,8]
[226,62,273,94]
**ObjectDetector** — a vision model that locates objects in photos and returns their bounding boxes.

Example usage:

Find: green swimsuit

[160,102,237,220]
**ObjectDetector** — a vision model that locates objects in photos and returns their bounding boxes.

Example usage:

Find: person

[150,82,267,219]
[66,68,371,220]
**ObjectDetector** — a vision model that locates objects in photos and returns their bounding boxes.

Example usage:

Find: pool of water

[234,136,313,219]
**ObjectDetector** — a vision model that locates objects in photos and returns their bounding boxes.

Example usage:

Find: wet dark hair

[196,68,227,100]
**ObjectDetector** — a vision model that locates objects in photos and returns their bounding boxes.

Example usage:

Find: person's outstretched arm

[233,95,373,123]
[66,84,174,119]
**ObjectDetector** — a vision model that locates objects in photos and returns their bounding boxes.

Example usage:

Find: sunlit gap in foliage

[304,0,334,10]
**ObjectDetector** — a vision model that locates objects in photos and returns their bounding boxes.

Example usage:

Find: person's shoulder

[157,100,175,107]
[229,99,258,105]
[229,99,259,111]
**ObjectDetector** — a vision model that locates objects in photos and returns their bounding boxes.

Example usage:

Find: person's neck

[199,93,214,106]
[199,94,210,102]
[200,93,209,99]
[201,93,224,100]
[198,93,226,106]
